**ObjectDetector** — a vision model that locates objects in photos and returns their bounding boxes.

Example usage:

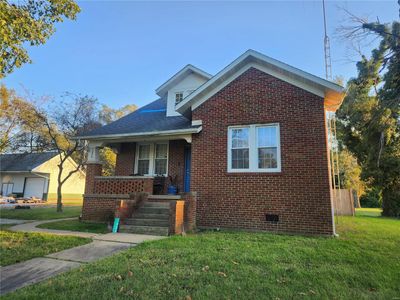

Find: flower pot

[167,185,177,195]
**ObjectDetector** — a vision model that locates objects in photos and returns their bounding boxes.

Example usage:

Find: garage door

[24,178,45,199]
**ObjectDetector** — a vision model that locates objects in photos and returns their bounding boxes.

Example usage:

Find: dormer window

[175,92,184,104]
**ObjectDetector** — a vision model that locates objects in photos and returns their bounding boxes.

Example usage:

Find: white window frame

[175,92,184,104]
[134,142,169,176]
[227,123,281,173]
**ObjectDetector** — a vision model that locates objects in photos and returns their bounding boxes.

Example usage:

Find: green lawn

[46,197,83,206]
[0,230,90,266]
[0,206,82,220]
[356,207,382,217]
[37,219,109,234]
[4,214,399,299]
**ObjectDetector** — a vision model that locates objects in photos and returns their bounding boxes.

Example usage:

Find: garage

[24,178,46,199]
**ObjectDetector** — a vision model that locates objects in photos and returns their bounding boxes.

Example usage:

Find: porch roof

[77,98,199,140]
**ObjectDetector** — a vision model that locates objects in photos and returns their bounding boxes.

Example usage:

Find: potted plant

[167,175,178,195]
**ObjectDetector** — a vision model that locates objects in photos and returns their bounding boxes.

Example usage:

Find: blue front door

[183,147,191,192]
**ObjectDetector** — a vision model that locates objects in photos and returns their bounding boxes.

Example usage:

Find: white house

[0,152,85,201]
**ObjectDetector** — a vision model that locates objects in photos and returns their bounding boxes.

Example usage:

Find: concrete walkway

[8,218,97,238]
[1,218,166,295]
[0,218,29,225]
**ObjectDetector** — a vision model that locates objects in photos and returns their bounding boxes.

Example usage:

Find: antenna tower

[322,0,332,80]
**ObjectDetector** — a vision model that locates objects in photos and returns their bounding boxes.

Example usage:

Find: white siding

[33,156,85,196]
[166,73,208,117]
[0,172,49,196]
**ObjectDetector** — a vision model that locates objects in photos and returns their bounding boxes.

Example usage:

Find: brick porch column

[85,163,102,194]
[84,143,103,194]
[181,192,197,231]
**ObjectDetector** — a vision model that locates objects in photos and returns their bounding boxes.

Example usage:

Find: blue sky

[2,1,397,109]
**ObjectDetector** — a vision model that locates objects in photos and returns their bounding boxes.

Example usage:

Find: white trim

[176,49,345,113]
[191,120,202,126]
[156,64,212,96]
[76,127,201,141]
[227,123,281,173]
[134,141,169,176]
[175,91,184,104]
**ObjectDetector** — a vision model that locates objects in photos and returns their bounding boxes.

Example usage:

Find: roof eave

[176,49,346,114]
[75,127,202,141]
[155,65,212,96]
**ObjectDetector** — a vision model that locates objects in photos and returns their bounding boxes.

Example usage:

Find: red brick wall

[181,192,197,231]
[93,177,153,194]
[191,68,334,235]
[82,194,128,222]
[85,163,102,194]
[168,140,186,192]
[115,143,136,176]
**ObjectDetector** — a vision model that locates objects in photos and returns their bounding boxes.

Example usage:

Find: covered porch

[81,133,197,235]
[85,136,192,195]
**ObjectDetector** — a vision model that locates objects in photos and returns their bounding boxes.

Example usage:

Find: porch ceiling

[86,130,199,148]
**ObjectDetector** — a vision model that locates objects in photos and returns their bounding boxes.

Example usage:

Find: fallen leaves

[202,265,209,272]
[115,274,123,281]
[217,271,227,277]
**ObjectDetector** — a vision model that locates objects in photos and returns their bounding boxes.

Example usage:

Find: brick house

[78,50,345,236]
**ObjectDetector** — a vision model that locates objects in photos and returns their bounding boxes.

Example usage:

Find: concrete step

[125,218,169,227]
[142,202,169,208]
[138,207,169,215]
[119,225,169,236]
[133,212,169,220]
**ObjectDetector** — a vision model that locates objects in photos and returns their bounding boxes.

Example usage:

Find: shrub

[360,188,382,208]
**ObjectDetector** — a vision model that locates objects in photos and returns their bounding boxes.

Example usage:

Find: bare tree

[34,94,100,212]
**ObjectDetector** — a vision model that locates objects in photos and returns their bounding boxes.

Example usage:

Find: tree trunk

[57,184,63,212]
[57,164,63,213]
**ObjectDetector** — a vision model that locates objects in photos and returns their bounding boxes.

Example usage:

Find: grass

[356,207,382,217]
[4,214,399,299]
[46,196,83,206]
[37,219,109,234]
[0,229,90,266]
[0,206,82,220]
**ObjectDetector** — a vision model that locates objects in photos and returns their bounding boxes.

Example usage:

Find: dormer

[156,65,212,117]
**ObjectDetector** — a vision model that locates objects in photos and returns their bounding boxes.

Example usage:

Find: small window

[231,128,249,169]
[137,144,150,175]
[154,143,168,175]
[228,124,281,172]
[257,126,278,169]
[175,92,184,104]
[135,142,169,176]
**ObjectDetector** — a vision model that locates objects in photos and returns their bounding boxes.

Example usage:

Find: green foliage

[360,187,382,208]
[0,85,50,153]
[100,147,116,176]
[337,19,400,217]
[0,0,80,76]
[338,149,365,197]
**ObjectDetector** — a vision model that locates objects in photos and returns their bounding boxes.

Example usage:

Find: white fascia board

[77,127,202,141]
[156,65,212,96]
[176,49,345,113]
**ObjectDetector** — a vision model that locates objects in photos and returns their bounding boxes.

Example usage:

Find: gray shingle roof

[79,97,197,138]
[0,152,58,172]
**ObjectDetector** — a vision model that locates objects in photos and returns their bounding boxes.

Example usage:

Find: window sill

[225,171,283,176]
